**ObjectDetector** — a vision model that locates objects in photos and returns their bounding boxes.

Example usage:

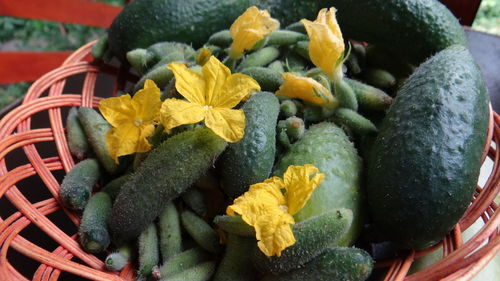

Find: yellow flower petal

[99,94,135,127]
[301,8,344,79]
[282,165,325,215]
[105,123,154,163]
[218,73,261,107]
[131,79,162,124]
[229,6,280,58]
[196,47,212,66]
[167,62,206,105]
[205,107,245,142]
[159,98,205,130]
[202,56,231,106]
[276,73,337,106]
[255,212,295,257]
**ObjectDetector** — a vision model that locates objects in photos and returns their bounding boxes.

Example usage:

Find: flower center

[203,105,213,110]
[278,205,288,213]
[134,117,143,127]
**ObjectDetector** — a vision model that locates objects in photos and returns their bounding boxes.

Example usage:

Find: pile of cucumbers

[59,0,490,280]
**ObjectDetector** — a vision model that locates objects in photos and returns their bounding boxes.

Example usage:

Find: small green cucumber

[285,22,306,34]
[91,35,109,61]
[160,261,216,281]
[182,188,208,217]
[77,107,119,174]
[252,209,353,274]
[279,100,298,119]
[78,192,111,253]
[268,60,285,74]
[159,247,210,277]
[291,41,309,61]
[213,234,257,281]
[284,116,305,142]
[261,247,373,281]
[218,92,280,198]
[100,174,130,201]
[105,244,132,271]
[208,30,232,47]
[133,51,185,93]
[365,45,414,78]
[283,51,308,72]
[158,203,182,261]
[126,48,153,74]
[66,107,89,160]
[109,128,227,244]
[148,41,196,63]
[267,30,308,46]
[332,108,378,135]
[344,78,392,111]
[238,46,280,69]
[363,68,397,89]
[138,223,160,277]
[181,210,221,254]
[346,51,362,75]
[239,67,284,92]
[59,158,101,211]
[213,215,255,237]
[334,79,358,111]
[276,120,292,150]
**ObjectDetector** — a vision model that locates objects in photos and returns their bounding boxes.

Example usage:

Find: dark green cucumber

[239,67,284,92]
[78,192,111,253]
[273,122,364,246]
[182,188,208,217]
[159,247,210,277]
[252,209,353,274]
[138,223,160,277]
[100,174,130,201]
[208,30,232,47]
[109,128,227,244]
[213,215,255,237]
[362,68,397,89]
[267,30,308,46]
[334,79,358,111]
[77,107,119,174]
[238,47,280,70]
[158,203,182,261]
[161,261,216,281]
[322,0,466,63]
[213,234,257,281]
[59,158,101,212]
[218,92,279,198]
[367,46,490,250]
[262,247,373,281]
[66,107,89,160]
[181,210,222,254]
[344,78,392,111]
[331,108,378,136]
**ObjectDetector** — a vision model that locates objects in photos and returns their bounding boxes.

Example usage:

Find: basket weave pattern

[0,42,498,281]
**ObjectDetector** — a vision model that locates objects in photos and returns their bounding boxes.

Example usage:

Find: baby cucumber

[261,247,373,281]
[252,209,353,274]
[267,30,308,46]
[331,108,378,135]
[158,203,182,261]
[218,92,279,198]
[182,188,208,217]
[344,78,392,111]
[239,67,283,92]
[213,234,257,281]
[109,128,227,244]
[59,158,101,211]
[334,79,358,111]
[78,192,111,253]
[213,215,255,237]
[159,247,210,277]
[160,261,216,281]
[181,210,222,254]
[100,174,130,202]
[66,107,89,160]
[208,30,232,47]
[105,244,132,271]
[138,223,160,277]
[238,47,280,69]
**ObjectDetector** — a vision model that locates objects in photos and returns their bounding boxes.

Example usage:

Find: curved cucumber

[367,46,490,250]
[218,92,279,198]
[78,192,111,253]
[273,122,363,246]
[109,128,227,244]
[59,158,101,212]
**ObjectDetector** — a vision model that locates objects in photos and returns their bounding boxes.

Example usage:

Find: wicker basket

[0,41,498,281]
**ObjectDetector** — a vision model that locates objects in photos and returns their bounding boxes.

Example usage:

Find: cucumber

[261,247,373,281]
[159,247,210,277]
[78,192,111,253]
[213,234,257,281]
[367,46,490,250]
[109,128,227,244]
[208,30,232,47]
[158,203,182,261]
[334,79,358,111]
[180,210,222,254]
[213,215,255,237]
[239,67,284,92]
[331,108,378,136]
[252,209,353,274]
[138,223,160,277]
[182,188,208,217]
[59,158,101,212]
[238,47,280,70]
[362,68,397,90]
[344,78,392,111]
[273,122,364,246]
[66,107,89,160]
[161,261,216,281]
[100,174,130,201]
[105,245,131,271]
[267,30,308,46]
[218,92,279,198]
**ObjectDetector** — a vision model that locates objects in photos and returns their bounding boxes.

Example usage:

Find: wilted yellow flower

[99,80,161,162]
[160,56,260,142]
[227,164,325,256]
[229,6,280,59]
[276,73,338,108]
[301,8,345,81]
[196,47,212,66]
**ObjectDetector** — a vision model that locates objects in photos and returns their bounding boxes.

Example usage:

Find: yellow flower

[229,6,280,59]
[276,73,338,107]
[99,80,161,163]
[196,47,212,66]
[160,56,260,142]
[301,8,345,81]
[227,164,325,256]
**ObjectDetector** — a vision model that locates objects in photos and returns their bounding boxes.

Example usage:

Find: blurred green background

[1,0,499,111]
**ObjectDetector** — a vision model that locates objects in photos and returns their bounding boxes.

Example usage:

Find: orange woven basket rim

[0,41,498,281]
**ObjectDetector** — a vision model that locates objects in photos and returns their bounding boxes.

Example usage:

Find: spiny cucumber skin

[109,128,227,244]
[238,47,280,69]
[273,122,364,246]
[367,46,490,250]
[262,247,373,281]
[159,247,209,277]
[138,223,160,277]
[160,261,216,281]
[158,203,182,261]
[213,234,257,281]
[182,188,208,217]
[59,158,101,212]
[105,252,128,271]
[345,78,392,111]
[78,192,111,253]
[363,68,397,89]
[267,30,308,46]
[334,79,359,111]
[219,92,279,198]
[332,108,378,135]
[181,210,222,254]
[66,107,89,160]
[252,209,353,274]
[77,107,118,174]
[213,215,255,237]
[208,30,231,47]
[240,67,284,92]
[100,174,130,202]
[132,51,184,93]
